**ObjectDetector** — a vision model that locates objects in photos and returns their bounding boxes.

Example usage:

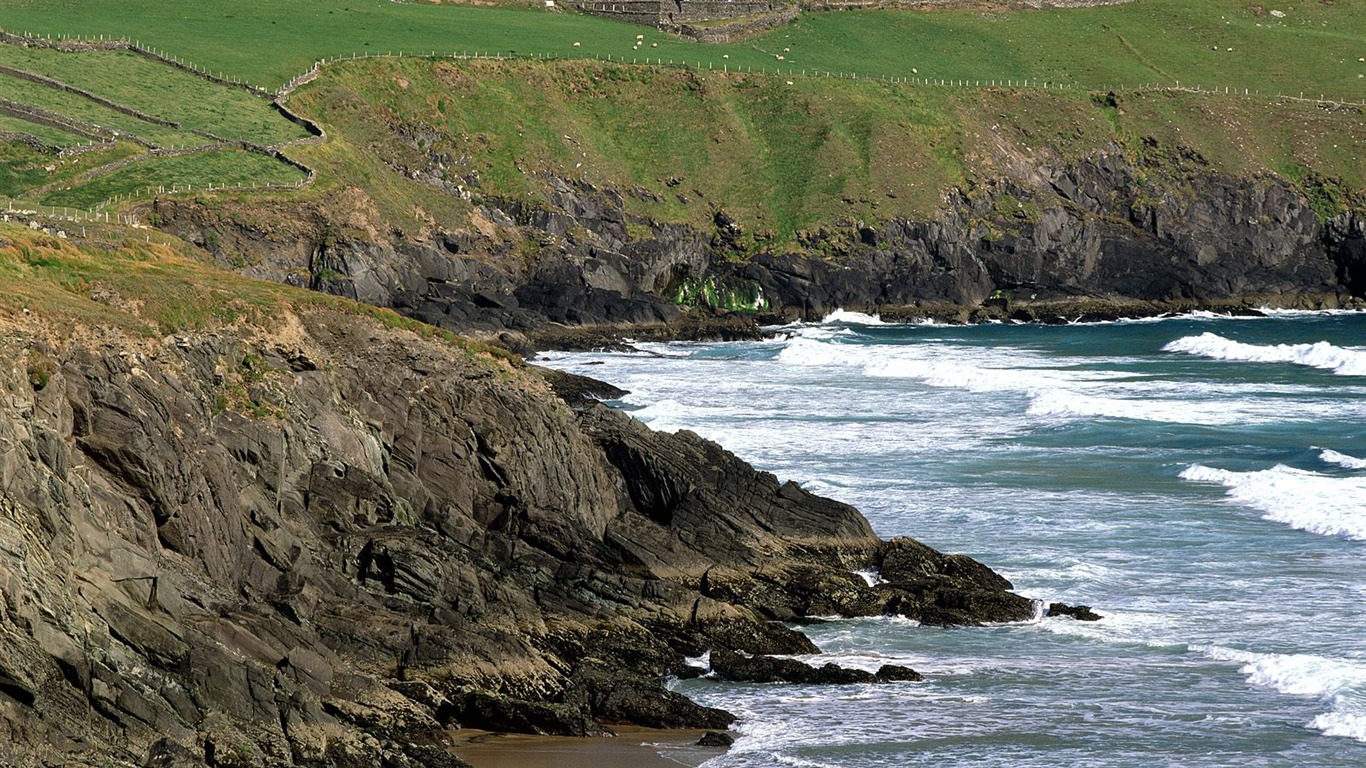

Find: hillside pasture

[0,0,1362,99]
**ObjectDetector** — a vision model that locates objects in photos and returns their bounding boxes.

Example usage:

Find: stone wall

[673,0,792,24]
[577,0,663,25]
[577,0,794,26]
[679,6,800,42]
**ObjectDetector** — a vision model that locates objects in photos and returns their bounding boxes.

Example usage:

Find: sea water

[540,310,1366,768]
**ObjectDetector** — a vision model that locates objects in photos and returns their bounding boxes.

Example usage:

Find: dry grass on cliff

[0,221,500,351]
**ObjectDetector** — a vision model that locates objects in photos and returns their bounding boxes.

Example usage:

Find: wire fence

[4,28,1363,226]
[303,48,1366,108]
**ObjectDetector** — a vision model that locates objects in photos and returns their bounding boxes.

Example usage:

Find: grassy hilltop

[0,0,1362,242]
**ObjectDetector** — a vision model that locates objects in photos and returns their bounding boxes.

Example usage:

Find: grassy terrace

[0,47,311,145]
[0,112,89,147]
[39,149,309,209]
[0,42,311,206]
[0,70,209,148]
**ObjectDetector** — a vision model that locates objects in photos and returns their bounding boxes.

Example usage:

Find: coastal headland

[0,0,1362,765]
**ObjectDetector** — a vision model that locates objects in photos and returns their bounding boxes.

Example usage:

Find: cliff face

[0,308,1032,767]
[157,136,1362,346]
[741,149,1354,316]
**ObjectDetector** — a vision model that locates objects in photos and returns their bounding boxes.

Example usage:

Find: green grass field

[0,39,314,208]
[2,0,1362,97]
[0,138,142,197]
[0,0,1361,220]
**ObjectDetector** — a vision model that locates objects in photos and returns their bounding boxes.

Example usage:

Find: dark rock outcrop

[0,307,1032,767]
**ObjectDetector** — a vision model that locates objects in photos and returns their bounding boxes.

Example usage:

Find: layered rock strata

[0,308,1033,767]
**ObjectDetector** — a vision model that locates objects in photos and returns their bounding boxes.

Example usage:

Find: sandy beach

[451,727,729,768]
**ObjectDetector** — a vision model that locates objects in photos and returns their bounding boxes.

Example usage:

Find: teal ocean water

[541,310,1366,768]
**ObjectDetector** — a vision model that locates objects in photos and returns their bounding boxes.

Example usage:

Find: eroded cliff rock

[0,307,1033,767]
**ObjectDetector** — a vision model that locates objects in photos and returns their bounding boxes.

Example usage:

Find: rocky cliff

[0,303,1035,768]
[156,131,1365,349]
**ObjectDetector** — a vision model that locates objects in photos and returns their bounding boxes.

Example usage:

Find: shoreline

[450,727,730,768]
[507,293,1364,354]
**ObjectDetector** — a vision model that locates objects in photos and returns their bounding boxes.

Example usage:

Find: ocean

[539,310,1366,768]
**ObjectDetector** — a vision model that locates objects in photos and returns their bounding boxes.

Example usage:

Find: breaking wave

[1200,645,1366,743]
[1320,448,1366,470]
[1179,464,1366,540]
[1163,333,1366,376]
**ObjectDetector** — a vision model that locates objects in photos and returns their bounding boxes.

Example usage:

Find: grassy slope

[39,149,309,209]
[286,56,1365,245]
[2,0,1362,96]
[0,219,470,341]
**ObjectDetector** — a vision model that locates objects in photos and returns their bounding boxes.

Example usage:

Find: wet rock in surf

[709,649,920,685]
[1047,602,1104,621]
[698,731,736,747]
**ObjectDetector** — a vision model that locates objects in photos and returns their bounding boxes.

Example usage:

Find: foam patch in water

[1163,332,1366,376]
[1180,464,1366,540]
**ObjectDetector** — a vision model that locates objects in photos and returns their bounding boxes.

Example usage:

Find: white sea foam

[852,568,883,587]
[819,308,888,325]
[1199,646,1366,743]
[1320,448,1366,470]
[1179,464,1366,540]
[1258,308,1363,317]
[771,754,843,768]
[685,650,711,672]
[1027,390,1239,425]
[1016,557,1117,586]
[1163,332,1366,376]
[1311,712,1366,742]
[776,335,1313,426]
